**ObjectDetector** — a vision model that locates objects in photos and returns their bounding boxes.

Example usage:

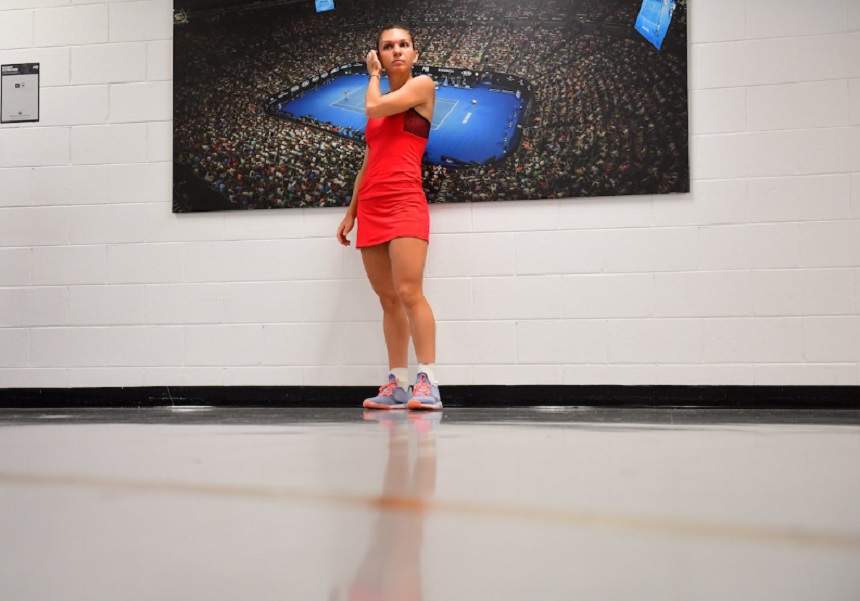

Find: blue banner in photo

[635,0,676,50]
[315,0,334,13]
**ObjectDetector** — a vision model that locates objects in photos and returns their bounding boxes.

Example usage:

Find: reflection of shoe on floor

[362,409,409,430]
[407,372,443,410]
[362,373,410,410]
[408,410,442,433]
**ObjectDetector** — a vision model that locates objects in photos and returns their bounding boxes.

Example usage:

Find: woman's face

[377,28,418,72]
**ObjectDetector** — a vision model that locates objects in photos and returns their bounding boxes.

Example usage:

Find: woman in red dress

[336,24,442,411]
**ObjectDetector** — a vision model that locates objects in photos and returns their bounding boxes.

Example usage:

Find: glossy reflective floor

[1,407,859,600]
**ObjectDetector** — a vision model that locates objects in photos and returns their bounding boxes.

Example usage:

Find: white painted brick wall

[1,0,859,389]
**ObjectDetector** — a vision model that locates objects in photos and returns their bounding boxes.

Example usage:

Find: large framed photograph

[173,0,688,212]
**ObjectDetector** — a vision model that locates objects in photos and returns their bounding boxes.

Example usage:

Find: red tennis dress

[355,106,431,248]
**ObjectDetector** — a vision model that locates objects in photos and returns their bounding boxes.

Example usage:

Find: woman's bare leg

[360,241,410,369]
[389,237,435,364]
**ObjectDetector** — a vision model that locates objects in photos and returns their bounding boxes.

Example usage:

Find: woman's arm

[346,149,369,217]
[365,74,434,119]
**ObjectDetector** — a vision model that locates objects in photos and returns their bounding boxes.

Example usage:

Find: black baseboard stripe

[0,385,858,409]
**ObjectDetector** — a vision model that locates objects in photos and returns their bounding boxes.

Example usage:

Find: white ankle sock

[417,363,438,385]
[389,367,409,390]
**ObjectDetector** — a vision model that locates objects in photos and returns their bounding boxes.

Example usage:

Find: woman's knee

[377,291,402,311]
[396,283,424,307]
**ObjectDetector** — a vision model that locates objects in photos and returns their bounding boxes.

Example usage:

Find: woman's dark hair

[376,23,418,56]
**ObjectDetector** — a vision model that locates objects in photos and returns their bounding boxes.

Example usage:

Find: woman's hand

[366,49,382,76]
[337,211,356,246]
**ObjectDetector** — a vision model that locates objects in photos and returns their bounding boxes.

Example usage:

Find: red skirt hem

[356,233,429,249]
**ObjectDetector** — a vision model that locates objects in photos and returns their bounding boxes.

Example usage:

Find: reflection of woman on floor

[335,413,438,601]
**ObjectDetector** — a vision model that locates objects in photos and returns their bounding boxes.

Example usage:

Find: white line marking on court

[435,98,458,130]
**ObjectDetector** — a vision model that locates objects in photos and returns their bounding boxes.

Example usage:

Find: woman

[336,24,442,411]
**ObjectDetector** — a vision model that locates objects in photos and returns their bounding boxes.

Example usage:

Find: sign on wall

[1,63,40,124]
[172,0,688,212]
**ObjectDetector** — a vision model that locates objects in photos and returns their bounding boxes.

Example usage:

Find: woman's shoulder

[413,74,435,90]
[414,75,435,107]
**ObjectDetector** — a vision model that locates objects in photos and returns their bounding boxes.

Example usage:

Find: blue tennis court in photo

[279,72,524,165]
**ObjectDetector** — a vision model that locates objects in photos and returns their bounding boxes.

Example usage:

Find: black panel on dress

[403,107,430,139]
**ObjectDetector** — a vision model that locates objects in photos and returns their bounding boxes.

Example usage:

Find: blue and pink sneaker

[362,373,411,410]
[407,372,443,410]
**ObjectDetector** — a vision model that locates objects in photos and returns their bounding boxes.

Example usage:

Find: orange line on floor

[1,470,858,551]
